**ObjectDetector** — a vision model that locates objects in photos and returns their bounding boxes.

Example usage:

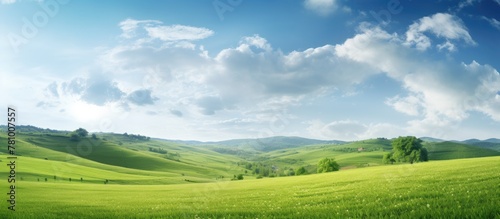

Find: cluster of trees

[383,136,428,164]
[69,128,88,142]
[233,174,244,180]
[237,161,294,178]
[237,157,340,178]
[149,147,167,154]
[123,133,150,141]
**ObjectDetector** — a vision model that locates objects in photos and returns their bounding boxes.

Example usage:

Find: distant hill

[425,141,500,160]
[460,138,500,151]
[171,136,345,152]
[420,137,446,142]
[0,125,67,134]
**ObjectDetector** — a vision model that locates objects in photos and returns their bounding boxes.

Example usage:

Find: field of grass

[1,156,498,218]
[0,133,245,181]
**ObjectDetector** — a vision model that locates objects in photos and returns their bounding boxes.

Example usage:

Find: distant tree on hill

[75,128,88,137]
[317,158,340,173]
[236,174,244,180]
[296,166,308,175]
[384,136,428,164]
[91,133,97,139]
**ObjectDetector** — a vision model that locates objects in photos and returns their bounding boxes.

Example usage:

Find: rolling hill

[1,125,499,184]
[1,156,498,218]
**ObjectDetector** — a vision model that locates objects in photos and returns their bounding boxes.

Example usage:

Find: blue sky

[1,0,500,141]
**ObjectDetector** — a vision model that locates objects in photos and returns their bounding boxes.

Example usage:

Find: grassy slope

[1,156,498,218]
[262,139,392,170]
[425,141,500,160]
[2,133,244,180]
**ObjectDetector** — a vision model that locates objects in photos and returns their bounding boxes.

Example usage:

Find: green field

[1,156,499,218]
[1,129,500,218]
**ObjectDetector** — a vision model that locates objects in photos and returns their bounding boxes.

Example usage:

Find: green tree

[317,158,340,173]
[75,128,88,137]
[91,133,97,139]
[382,152,395,164]
[390,136,428,164]
[296,166,308,175]
[236,174,244,180]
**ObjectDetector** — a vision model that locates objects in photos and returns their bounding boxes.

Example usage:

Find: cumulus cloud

[405,13,475,51]
[335,23,500,133]
[72,17,500,139]
[127,89,157,105]
[42,76,163,108]
[304,0,338,16]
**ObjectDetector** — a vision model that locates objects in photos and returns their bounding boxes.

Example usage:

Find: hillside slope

[425,141,500,160]
[2,156,498,218]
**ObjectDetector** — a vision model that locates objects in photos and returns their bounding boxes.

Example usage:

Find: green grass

[1,133,244,180]
[1,156,498,218]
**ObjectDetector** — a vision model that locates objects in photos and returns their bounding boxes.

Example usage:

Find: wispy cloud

[119,18,214,44]
[482,16,500,30]
[145,25,214,41]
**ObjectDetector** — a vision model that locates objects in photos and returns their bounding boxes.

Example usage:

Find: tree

[236,174,244,180]
[317,158,340,173]
[91,133,97,139]
[388,136,428,164]
[382,152,395,164]
[75,128,88,137]
[296,166,308,175]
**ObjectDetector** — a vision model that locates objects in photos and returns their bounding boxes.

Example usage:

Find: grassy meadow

[0,156,499,218]
[0,129,499,218]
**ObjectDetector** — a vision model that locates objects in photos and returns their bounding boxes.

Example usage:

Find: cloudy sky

[1,0,500,141]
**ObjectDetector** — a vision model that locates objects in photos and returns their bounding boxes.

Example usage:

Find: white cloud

[457,0,480,10]
[118,18,214,48]
[405,13,475,51]
[437,41,456,52]
[145,25,214,41]
[385,95,423,116]
[304,0,338,16]
[336,23,500,135]
[20,16,500,141]
[119,18,161,39]
[482,16,500,30]
[99,17,500,140]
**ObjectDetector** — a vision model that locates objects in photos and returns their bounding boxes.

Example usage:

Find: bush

[296,166,308,175]
[236,174,244,180]
[317,158,340,173]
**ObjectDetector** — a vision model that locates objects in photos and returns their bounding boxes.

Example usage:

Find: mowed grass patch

[1,156,498,218]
